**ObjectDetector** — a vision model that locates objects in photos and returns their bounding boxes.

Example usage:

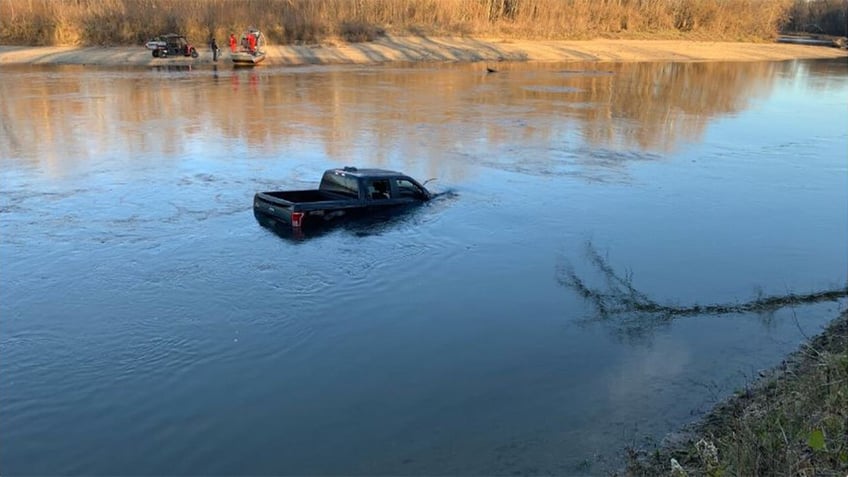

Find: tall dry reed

[0,0,812,46]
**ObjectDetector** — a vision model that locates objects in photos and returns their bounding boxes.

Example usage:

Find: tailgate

[254,192,295,224]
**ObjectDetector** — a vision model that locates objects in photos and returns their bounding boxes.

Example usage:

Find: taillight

[291,212,304,228]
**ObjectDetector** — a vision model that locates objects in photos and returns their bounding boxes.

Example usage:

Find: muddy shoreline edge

[1,36,847,66]
[626,307,848,475]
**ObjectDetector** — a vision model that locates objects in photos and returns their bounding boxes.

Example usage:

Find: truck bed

[261,189,343,203]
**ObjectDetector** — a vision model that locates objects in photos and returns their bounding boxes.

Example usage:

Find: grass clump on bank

[0,0,807,47]
[626,309,848,476]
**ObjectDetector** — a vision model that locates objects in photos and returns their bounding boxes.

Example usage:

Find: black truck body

[253,167,432,230]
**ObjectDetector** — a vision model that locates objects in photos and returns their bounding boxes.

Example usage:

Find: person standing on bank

[210,37,219,62]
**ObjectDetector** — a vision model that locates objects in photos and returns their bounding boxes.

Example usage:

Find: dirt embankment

[1,36,846,66]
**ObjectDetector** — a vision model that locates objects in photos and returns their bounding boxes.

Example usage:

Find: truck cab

[319,167,431,202]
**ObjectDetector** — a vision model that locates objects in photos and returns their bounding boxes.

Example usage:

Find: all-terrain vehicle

[146,34,199,58]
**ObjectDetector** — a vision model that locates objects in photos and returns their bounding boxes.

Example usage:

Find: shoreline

[1,36,847,66]
[627,307,848,475]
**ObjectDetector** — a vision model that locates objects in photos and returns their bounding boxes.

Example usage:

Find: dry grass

[0,0,815,46]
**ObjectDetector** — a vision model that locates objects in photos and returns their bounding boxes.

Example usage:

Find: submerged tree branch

[558,242,848,320]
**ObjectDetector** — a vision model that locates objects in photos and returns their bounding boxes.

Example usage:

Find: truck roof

[328,167,404,179]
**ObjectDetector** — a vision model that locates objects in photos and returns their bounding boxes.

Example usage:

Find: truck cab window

[368,179,391,200]
[320,172,359,198]
[395,178,425,199]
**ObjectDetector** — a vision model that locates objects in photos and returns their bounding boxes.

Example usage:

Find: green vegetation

[626,310,848,476]
[1,0,840,47]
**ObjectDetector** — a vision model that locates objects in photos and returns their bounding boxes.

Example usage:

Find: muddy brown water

[1,59,846,475]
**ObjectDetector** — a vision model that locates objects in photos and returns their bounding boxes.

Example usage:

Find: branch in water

[558,242,848,319]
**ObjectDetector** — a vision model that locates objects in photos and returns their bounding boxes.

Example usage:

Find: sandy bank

[1,36,846,67]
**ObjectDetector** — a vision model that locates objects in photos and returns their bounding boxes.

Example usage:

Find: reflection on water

[0,59,846,476]
[2,60,839,179]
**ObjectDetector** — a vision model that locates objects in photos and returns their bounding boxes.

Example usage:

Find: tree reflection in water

[0,60,841,179]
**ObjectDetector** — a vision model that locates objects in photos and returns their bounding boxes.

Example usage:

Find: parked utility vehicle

[146,34,199,58]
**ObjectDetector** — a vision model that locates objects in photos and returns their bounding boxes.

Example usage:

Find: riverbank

[626,308,848,476]
[1,36,847,66]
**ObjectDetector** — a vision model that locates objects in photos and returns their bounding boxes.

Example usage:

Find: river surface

[1,58,846,475]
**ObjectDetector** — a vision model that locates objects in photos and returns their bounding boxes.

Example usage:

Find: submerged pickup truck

[253,167,432,229]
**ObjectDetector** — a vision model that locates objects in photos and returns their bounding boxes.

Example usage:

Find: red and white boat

[231,28,266,66]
